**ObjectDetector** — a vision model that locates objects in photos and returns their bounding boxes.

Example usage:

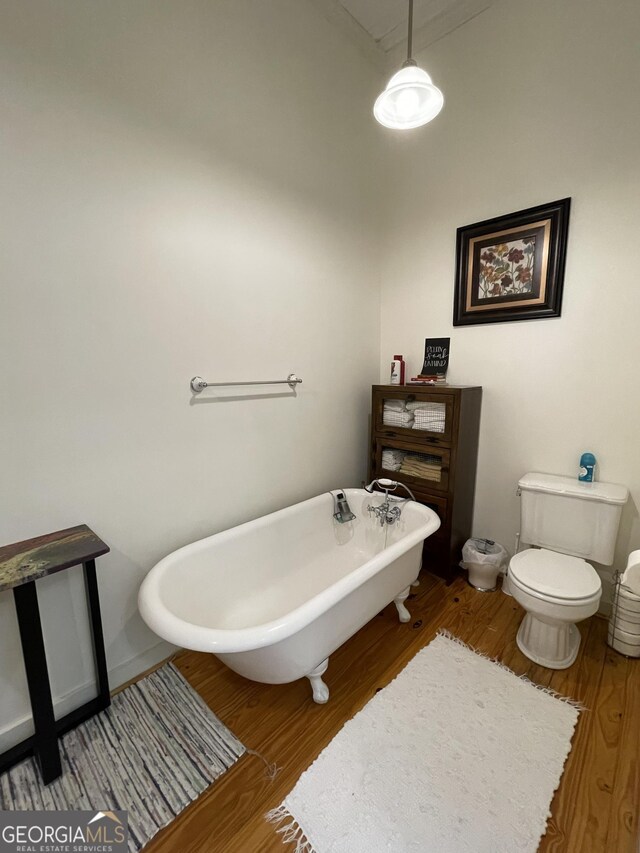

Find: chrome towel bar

[190,373,302,393]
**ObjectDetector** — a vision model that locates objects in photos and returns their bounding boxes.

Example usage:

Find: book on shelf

[409,373,447,385]
[408,375,446,385]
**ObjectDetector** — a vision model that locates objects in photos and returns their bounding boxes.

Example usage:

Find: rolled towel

[383,448,405,459]
[382,449,406,469]
[622,550,640,596]
[383,448,406,459]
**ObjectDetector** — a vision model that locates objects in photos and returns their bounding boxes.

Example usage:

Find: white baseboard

[108,640,178,690]
[0,640,178,754]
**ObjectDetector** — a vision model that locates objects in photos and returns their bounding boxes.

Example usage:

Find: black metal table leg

[13,582,62,784]
[83,559,111,710]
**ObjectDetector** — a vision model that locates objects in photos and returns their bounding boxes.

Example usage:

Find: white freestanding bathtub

[138,489,440,702]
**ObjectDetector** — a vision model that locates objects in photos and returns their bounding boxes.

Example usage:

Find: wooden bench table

[0,525,110,784]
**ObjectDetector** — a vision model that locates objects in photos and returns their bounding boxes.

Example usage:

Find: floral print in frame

[478,238,535,298]
[453,199,570,326]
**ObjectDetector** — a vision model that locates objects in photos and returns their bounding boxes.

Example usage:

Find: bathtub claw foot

[307,659,330,704]
[394,587,411,623]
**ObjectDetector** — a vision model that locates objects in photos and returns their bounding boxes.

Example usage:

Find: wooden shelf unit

[369,384,482,582]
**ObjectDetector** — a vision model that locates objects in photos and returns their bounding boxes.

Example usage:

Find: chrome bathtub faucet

[364,477,417,527]
[331,490,356,524]
[367,501,402,526]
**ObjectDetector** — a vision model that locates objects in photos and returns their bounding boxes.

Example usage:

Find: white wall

[379,0,640,604]
[0,0,382,748]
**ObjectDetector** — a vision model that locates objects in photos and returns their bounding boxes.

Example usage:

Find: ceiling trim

[310,0,492,73]
[385,0,492,67]
[308,0,389,71]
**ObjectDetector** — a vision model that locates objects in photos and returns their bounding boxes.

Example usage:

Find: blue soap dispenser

[579,452,596,482]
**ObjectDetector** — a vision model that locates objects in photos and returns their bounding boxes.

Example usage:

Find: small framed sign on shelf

[410,338,450,384]
[453,198,570,326]
[422,338,449,378]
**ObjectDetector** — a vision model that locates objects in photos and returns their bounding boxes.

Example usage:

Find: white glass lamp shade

[374,65,444,130]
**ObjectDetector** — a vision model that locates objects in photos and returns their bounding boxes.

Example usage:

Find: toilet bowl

[508,549,601,669]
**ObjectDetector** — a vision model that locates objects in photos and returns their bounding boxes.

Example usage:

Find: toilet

[508,472,628,669]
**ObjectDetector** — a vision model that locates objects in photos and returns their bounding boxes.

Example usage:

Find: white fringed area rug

[267,631,582,853]
[0,663,245,851]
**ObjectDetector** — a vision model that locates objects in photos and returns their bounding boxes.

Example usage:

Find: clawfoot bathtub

[138,489,440,703]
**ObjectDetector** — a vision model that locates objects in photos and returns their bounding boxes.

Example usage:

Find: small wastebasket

[608,550,640,658]
[460,538,508,592]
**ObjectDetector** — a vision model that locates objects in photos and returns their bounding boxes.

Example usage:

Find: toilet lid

[510,549,601,601]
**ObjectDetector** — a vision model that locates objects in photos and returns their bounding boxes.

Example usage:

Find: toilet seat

[509,548,601,603]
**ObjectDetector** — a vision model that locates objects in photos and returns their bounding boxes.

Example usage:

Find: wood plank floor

[145,573,640,853]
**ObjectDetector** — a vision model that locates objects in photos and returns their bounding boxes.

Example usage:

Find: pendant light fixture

[374,0,444,130]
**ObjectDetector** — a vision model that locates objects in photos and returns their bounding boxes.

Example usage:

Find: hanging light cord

[404,0,417,67]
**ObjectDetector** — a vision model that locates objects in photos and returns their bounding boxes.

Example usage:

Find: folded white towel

[383,412,414,427]
[384,406,412,414]
[413,407,445,432]
[414,411,445,419]
[413,414,444,422]
[406,402,446,413]
[383,400,407,412]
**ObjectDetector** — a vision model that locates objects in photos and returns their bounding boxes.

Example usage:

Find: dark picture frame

[453,198,570,326]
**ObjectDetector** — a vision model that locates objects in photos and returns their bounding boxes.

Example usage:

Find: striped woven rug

[0,662,245,851]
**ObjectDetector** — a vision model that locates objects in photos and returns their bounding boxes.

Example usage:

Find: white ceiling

[311,0,492,69]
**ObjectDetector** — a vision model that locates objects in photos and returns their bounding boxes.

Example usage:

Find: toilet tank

[518,473,628,566]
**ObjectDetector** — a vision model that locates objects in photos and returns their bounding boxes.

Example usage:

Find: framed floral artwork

[453,198,570,326]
